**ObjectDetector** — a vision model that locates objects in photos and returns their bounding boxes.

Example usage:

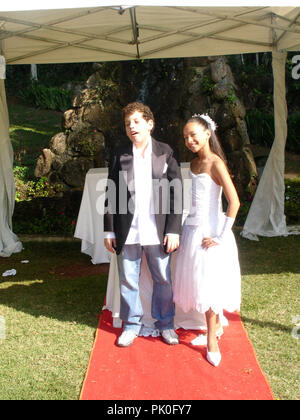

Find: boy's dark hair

[122,102,155,134]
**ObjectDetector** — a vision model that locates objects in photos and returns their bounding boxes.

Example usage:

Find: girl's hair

[122,102,155,134]
[187,115,227,165]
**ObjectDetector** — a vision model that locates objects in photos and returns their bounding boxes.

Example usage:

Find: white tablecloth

[75,164,228,332]
[74,168,110,264]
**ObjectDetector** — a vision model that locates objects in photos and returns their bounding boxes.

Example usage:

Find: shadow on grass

[0,276,107,329]
[0,240,108,328]
[236,233,300,275]
[241,316,292,334]
[0,234,299,329]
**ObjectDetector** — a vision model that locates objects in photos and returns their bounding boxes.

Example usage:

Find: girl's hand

[202,237,218,249]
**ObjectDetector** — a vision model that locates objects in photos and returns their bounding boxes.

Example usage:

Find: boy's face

[124,111,153,148]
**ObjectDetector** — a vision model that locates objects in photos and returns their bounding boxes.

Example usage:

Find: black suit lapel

[152,138,167,180]
[119,144,134,197]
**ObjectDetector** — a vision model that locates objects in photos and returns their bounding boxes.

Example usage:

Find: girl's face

[183,122,210,153]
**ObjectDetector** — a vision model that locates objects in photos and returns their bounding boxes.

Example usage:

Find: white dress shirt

[125,138,160,245]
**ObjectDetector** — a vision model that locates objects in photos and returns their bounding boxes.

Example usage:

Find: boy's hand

[164,234,180,253]
[104,238,116,253]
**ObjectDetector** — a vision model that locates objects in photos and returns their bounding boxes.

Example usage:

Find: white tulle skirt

[173,224,241,315]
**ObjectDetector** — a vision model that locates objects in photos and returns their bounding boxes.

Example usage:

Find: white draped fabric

[241,49,289,241]
[74,168,111,264]
[0,77,22,257]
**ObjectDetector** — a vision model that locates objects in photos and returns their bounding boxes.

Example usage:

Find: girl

[173,114,241,367]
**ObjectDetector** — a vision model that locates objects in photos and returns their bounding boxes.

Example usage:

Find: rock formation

[35,57,258,199]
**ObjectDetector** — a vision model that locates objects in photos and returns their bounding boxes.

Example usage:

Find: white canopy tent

[1,1,300,256]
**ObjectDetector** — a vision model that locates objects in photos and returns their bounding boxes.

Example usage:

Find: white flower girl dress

[173,170,241,316]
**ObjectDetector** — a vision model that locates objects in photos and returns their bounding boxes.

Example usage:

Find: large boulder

[34,148,55,178]
[50,132,67,155]
[35,90,106,188]
[60,158,95,188]
[35,57,258,198]
[182,56,258,198]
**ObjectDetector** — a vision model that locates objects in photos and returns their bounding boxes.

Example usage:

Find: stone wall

[35,57,258,199]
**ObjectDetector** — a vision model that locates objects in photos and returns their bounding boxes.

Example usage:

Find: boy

[104,102,182,347]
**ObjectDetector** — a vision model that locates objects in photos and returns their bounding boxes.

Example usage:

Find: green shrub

[200,74,216,94]
[13,212,76,235]
[236,178,300,226]
[14,174,64,203]
[235,195,253,226]
[13,165,31,183]
[246,110,300,154]
[286,112,300,154]
[245,110,274,148]
[284,178,300,224]
[20,82,72,112]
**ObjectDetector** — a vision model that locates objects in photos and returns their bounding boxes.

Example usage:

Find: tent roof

[1,2,300,64]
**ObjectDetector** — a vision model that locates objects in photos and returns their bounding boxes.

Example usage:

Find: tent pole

[0,41,23,257]
[130,7,140,59]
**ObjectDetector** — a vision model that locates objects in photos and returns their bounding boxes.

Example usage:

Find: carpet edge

[79,315,102,401]
[239,314,276,400]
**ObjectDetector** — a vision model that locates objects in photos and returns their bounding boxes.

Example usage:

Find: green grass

[237,233,300,400]
[0,240,107,400]
[0,235,299,400]
[8,103,62,170]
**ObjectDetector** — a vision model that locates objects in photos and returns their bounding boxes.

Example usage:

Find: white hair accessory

[192,113,217,132]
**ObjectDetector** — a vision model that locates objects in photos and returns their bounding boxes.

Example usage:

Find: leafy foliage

[13,212,76,235]
[284,178,300,224]
[286,112,300,153]
[14,171,64,202]
[20,82,72,112]
[245,109,300,154]
[245,110,274,148]
[236,178,300,226]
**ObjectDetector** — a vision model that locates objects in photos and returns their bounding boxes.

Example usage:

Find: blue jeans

[117,244,175,334]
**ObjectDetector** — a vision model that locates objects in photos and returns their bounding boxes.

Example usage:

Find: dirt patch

[54,262,110,278]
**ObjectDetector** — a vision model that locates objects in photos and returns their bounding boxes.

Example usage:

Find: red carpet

[80,309,274,400]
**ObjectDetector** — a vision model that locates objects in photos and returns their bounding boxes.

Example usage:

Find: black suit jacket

[104,138,183,254]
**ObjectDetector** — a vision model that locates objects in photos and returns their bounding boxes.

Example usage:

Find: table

[75,164,228,333]
[74,168,111,264]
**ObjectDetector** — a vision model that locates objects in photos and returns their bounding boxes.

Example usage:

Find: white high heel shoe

[206,344,222,367]
[190,327,223,346]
